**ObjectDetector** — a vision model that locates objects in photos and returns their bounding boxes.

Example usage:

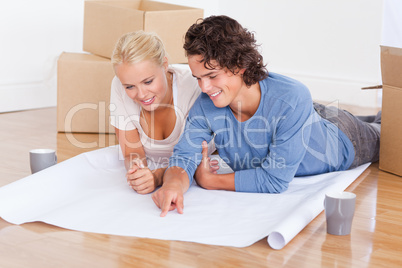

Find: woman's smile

[140,96,156,105]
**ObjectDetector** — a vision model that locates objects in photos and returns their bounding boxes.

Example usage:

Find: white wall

[167,0,384,108]
[382,0,402,47]
[240,0,384,108]
[0,0,383,112]
[0,0,85,113]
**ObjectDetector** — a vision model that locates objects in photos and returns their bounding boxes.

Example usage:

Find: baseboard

[280,71,382,109]
[0,81,57,113]
[0,71,381,113]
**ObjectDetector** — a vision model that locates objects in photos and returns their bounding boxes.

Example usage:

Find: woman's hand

[126,159,161,194]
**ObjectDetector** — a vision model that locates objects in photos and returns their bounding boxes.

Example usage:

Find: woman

[110,31,217,194]
[152,15,381,216]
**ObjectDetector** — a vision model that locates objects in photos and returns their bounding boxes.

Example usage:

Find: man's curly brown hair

[183,15,268,87]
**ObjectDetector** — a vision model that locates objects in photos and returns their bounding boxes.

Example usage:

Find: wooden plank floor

[1,107,401,267]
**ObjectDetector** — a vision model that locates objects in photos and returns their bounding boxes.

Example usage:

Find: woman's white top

[109,66,201,169]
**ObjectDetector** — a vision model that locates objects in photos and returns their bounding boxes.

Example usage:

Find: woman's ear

[163,57,169,71]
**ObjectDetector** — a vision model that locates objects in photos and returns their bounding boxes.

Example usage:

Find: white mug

[29,149,57,174]
[324,191,356,235]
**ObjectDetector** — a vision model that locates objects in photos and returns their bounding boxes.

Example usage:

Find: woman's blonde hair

[111,30,166,66]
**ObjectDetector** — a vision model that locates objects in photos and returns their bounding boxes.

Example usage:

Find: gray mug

[30,149,57,174]
[324,191,356,235]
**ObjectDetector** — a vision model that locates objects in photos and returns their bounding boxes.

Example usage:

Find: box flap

[381,45,402,88]
[361,85,382,90]
[58,52,111,63]
[140,0,199,11]
[83,1,144,58]
[83,0,203,62]
[144,9,203,63]
[379,85,402,176]
[104,1,141,10]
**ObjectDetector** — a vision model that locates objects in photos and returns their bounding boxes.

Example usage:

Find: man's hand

[194,141,217,189]
[151,166,189,217]
[195,141,236,191]
[151,181,184,217]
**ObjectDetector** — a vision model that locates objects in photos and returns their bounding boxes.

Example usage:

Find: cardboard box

[57,52,115,133]
[379,46,402,176]
[83,0,203,63]
[57,132,118,162]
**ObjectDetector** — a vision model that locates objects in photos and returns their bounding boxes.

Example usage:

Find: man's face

[188,55,246,108]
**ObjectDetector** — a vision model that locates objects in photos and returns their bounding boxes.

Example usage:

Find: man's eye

[210,75,217,79]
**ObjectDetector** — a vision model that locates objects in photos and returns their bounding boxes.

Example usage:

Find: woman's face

[115,59,170,112]
[188,55,246,108]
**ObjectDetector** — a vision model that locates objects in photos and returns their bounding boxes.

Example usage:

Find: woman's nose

[136,87,147,98]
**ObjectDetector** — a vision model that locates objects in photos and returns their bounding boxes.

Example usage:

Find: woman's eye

[145,79,153,85]
[210,75,217,79]
[125,85,134,90]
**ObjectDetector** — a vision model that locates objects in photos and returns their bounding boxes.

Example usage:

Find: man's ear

[230,68,246,77]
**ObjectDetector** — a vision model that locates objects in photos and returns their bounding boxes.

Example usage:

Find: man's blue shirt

[169,72,355,193]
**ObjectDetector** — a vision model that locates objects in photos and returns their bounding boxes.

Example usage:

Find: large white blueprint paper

[0,146,369,249]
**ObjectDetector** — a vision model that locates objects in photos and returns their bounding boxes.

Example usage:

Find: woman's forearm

[152,167,167,187]
[124,154,146,171]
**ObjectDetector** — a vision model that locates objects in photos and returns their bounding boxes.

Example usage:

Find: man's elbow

[259,181,289,194]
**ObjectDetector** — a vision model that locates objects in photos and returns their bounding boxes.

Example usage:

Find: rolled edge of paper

[267,231,286,250]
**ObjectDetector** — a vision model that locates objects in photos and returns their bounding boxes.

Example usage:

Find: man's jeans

[313,102,381,169]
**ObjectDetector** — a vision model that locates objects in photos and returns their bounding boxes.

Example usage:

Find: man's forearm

[163,166,190,193]
[152,167,167,187]
[208,172,235,191]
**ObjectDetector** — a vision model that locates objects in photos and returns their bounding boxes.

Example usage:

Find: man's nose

[200,79,212,93]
